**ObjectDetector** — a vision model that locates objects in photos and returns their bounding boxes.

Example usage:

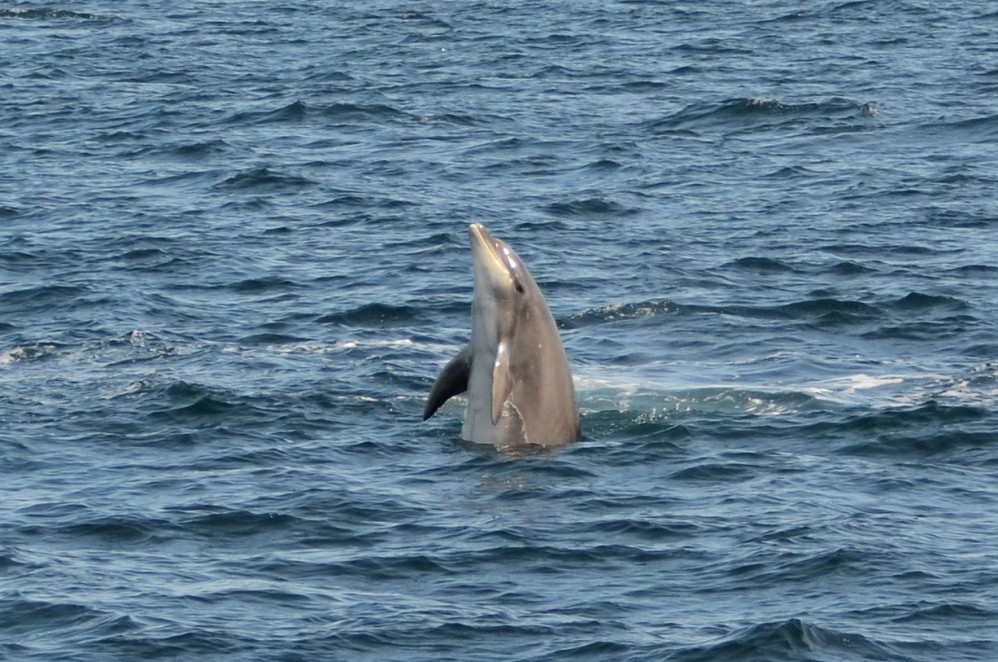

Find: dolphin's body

[423,224,580,448]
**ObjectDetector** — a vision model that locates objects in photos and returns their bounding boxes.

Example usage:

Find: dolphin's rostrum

[424,223,580,448]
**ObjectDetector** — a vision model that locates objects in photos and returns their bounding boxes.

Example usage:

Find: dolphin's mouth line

[470,223,515,278]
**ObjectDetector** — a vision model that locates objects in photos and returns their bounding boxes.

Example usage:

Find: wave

[213,166,317,192]
[224,100,414,127]
[0,8,117,21]
[668,617,904,662]
[228,276,300,294]
[800,401,995,456]
[148,388,237,421]
[644,97,878,136]
[919,113,998,141]
[566,292,974,334]
[544,196,640,218]
[57,515,165,544]
[725,256,796,273]
[0,284,90,312]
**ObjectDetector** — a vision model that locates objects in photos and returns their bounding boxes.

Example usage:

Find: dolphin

[423,223,580,448]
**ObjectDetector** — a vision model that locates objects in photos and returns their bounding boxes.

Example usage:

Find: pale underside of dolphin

[423,223,580,448]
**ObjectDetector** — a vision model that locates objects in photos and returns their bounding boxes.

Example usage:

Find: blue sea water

[2,1,998,660]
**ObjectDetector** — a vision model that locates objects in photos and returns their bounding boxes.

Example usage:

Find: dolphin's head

[468,223,535,305]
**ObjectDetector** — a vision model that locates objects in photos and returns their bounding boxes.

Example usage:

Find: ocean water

[2,1,997,660]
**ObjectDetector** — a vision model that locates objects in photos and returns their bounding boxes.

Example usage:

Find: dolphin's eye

[514,279,525,294]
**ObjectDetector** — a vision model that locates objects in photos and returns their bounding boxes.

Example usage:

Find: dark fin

[423,345,472,421]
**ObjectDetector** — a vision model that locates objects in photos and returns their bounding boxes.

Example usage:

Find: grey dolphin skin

[423,223,580,448]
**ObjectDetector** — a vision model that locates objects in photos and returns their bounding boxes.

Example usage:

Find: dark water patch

[0,599,100,638]
[844,429,996,457]
[511,219,573,233]
[669,617,903,662]
[0,8,118,21]
[671,461,756,482]
[0,644,29,659]
[864,316,978,342]
[823,239,960,261]
[583,157,623,171]
[430,112,492,127]
[544,640,632,659]
[0,548,31,571]
[728,547,862,586]
[118,247,167,262]
[111,246,190,273]
[890,292,968,312]
[725,256,796,273]
[311,193,417,212]
[894,601,995,624]
[143,168,229,190]
[386,231,465,256]
[450,541,677,570]
[926,208,998,229]
[236,99,309,124]
[182,510,300,539]
[152,394,235,420]
[226,100,412,126]
[920,113,998,141]
[822,402,993,456]
[58,516,164,544]
[237,332,309,346]
[946,264,998,276]
[668,64,704,75]
[544,196,637,218]
[828,260,877,276]
[214,167,316,192]
[759,165,816,179]
[580,517,695,543]
[229,276,300,294]
[330,553,455,581]
[644,97,874,135]
[311,193,371,210]
[837,402,988,432]
[675,39,752,56]
[581,412,691,449]
[169,138,231,160]
[482,153,559,176]
[0,285,90,312]
[318,303,422,327]
[145,381,242,423]
[776,298,882,326]
[0,250,42,273]
[91,629,247,658]
[963,343,998,358]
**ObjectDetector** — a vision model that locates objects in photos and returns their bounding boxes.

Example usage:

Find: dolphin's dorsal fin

[491,341,513,425]
[423,345,472,420]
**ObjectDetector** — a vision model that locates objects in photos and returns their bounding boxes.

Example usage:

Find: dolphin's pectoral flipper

[423,345,472,421]
[491,341,513,425]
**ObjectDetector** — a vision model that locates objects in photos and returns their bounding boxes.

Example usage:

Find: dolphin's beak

[468,223,491,253]
[469,223,507,278]
[469,223,520,279]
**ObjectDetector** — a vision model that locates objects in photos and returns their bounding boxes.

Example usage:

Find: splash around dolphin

[423,223,580,448]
